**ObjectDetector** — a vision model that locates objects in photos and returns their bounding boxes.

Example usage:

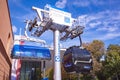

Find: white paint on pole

[54,30,61,80]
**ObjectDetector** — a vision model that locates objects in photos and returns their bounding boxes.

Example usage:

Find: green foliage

[83,43,120,80]
[83,40,105,80]
[48,68,53,80]
[47,42,120,80]
[102,44,120,79]
[81,74,95,80]
[89,40,105,59]
[95,69,107,80]
[48,67,78,80]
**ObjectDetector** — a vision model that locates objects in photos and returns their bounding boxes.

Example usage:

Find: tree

[86,40,105,60]
[83,40,105,68]
[83,40,105,80]
[48,68,53,80]
[103,44,120,80]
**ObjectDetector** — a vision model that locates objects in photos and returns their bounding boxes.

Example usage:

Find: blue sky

[8,0,120,48]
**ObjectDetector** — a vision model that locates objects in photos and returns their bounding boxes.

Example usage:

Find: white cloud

[98,32,120,41]
[58,10,120,46]
[55,0,67,9]
[10,0,31,12]
[73,0,120,8]
[96,26,119,32]
[89,21,101,28]
[80,10,120,31]
[78,15,88,27]
[83,14,103,27]
[73,0,90,7]
[82,32,120,42]
[22,12,36,20]
[14,12,36,22]
[12,25,17,33]
[91,0,105,6]
[78,15,88,19]
[72,0,106,7]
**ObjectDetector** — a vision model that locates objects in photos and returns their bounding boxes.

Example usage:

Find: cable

[79,35,82,47]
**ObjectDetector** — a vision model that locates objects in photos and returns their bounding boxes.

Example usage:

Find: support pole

[43,61,46,78]
[54,30,61,80]
[78,73,80,80]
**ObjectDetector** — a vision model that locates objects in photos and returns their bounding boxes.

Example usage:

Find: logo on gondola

[55,56,60,62]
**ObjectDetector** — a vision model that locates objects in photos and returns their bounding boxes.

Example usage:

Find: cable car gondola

[62,46,92,73]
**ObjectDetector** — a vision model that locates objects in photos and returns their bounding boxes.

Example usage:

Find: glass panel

[20,61,41,80]
[20,62,25,80]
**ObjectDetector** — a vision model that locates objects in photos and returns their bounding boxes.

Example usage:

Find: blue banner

[11,45,51,60]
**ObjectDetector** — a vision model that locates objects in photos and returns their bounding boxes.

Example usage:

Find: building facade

[0,0,14,80]
[11,35,66,80]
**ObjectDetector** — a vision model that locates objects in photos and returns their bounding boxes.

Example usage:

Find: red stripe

[19,41,24,45]
[16,59,21,80]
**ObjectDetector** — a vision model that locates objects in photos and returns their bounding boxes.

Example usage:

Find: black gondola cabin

[62,46,92,73]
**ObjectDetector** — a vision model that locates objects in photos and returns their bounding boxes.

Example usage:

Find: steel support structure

[54,30,61,80]
[24,5,84,80]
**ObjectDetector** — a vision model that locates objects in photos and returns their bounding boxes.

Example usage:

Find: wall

[0,0,14,80]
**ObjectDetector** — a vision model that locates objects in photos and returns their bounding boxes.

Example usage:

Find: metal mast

[24,4,84,80]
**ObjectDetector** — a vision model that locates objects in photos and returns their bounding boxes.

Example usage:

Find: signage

[11,45,51,60]
[49,6,72,26]
[55,56,61,62]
